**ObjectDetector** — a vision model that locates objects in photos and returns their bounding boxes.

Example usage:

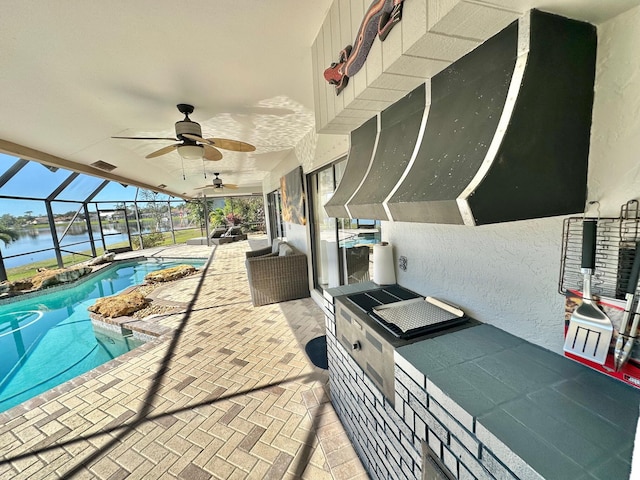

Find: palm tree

[0,226,17,282]
[0,226,18,245]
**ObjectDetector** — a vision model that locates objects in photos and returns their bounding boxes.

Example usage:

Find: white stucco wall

[296,5,640,355]
[305,5,640,471]
[587,5,640,216]
[262,130,348,194]
[262,130,348,254]
[386,217,567,351]
[386,5,640,354]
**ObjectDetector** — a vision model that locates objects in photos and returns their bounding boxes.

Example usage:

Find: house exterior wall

[385,5,640,355]
[261,129,348,255]
[297,5,640,355]
[303,6,640,478]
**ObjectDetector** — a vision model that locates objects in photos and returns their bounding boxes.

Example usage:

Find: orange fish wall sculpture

[324,0,404,95]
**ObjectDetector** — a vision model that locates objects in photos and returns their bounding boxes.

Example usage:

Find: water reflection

[2,224,138,269]
[15,222,130,239]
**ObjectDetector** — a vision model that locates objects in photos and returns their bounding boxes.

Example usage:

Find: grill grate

[372,299,465,339]
[347,286,421,313]
[559,200,640,300]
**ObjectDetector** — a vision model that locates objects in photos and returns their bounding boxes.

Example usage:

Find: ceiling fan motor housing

[175,120,202,142]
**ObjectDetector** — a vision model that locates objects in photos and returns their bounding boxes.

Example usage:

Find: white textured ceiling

[0,0,637,199]
[0,0,333,198]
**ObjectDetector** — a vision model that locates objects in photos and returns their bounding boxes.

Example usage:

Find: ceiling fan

[112,104,256,161]
[195,173,238,190]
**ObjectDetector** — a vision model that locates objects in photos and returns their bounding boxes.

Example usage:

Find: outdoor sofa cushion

[224,226,244,237]
[271,238,283,254]
[278,243,294,256]
[210,227,227,238]
[245,243,310,306]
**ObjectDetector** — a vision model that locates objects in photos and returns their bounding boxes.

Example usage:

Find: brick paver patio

[0,238,367,479]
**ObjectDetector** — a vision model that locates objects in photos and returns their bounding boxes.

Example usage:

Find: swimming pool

[339,237,380,249]
[0,257,205,413]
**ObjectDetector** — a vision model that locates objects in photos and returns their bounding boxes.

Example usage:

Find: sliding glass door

[310,167,339,290]
[266,190,284,241]
[308,158,381,293]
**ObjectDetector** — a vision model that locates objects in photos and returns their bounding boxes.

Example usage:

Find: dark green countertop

[397,324,640,480]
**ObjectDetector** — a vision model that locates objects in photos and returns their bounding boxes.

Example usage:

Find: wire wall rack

[559,200,640,299]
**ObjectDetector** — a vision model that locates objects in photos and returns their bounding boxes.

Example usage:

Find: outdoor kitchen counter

[396,323,640,479]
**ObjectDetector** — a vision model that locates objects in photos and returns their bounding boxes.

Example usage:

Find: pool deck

[0,237,368,479]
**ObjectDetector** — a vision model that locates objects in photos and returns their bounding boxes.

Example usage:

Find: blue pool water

[339,237,379,249]
[0,258,205,413]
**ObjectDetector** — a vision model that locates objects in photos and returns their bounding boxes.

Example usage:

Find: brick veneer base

[325,314,522,480]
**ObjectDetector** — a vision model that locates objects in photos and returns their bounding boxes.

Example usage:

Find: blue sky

[0,153,172,217]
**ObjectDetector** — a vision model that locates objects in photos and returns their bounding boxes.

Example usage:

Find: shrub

[138,232,165,249]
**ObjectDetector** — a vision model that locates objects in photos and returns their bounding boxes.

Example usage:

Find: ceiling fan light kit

[178,144,205,160]
[112,104,256,164]
[194,173,239,191]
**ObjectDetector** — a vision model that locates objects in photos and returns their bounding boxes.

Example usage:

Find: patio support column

[84,180,108,258]
[45,200,64,268]
[133,201,143,249]
[83,203,97,258]
[0,249,8,282]
[45,171,79,268]
[123,209,133,251]
[168,199,176,245]
[95,206,107,252]
[203,195,210,246]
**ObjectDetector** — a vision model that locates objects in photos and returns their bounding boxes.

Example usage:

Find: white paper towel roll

[373,242,396,285]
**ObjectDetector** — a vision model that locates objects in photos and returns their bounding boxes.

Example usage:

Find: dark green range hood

[324,9,597,226]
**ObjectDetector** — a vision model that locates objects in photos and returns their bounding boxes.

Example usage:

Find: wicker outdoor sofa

[186,226,248,246]
[245,241,310,307]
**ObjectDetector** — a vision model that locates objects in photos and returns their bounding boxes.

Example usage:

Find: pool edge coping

[0,253,212,421]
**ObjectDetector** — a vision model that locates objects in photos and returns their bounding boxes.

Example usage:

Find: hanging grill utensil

[614,241,640,370]
[563,219,614,365]
[617,297,640,371]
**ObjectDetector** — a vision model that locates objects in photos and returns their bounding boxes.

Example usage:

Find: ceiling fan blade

[223,184,239,189]
[208,138,256,152]
[112,136,178,141]
[203,145,223,161]
[145,144,179,159]
[182,133,215,146]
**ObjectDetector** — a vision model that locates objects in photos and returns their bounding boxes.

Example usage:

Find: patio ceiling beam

[85,179,110,203]
[0,157,29,189]
[0,138,182,199]
[47,172,80,201]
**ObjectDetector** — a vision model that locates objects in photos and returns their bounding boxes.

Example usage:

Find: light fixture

[177,144,204,160]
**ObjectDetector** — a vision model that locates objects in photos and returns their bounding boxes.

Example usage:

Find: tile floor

[0,239,368,479]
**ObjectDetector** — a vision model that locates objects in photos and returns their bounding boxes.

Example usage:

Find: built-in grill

[347,285,468,339]
[347,284,420,312]
[336,285,473,404]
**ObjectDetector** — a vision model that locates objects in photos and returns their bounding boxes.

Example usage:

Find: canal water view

[1,225,131,269]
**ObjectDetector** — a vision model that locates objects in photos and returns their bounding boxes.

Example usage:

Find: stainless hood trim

[457,13,531,226]
[346,85,427,220]
[383,85,432,221]
[323,116,379,219]
[330,9,595,225]
[344,114,381,219]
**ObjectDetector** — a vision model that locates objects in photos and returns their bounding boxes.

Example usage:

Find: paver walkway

[0,239,368,479]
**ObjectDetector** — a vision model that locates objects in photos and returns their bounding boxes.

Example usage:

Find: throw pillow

[271,238,282,254]
[278,243,294,257]
[211,227,226,238]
